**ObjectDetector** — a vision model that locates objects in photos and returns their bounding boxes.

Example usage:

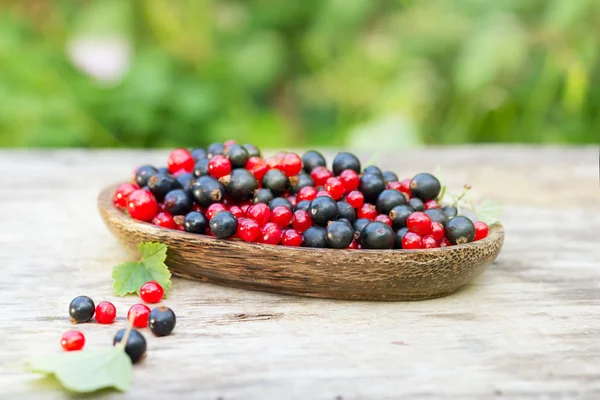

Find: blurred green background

[1,0,598,149]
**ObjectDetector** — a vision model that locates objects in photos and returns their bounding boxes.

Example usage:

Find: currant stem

[117,315,136,351]
[452,184,472,207]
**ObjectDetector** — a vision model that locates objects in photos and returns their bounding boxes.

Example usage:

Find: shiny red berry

[128,189,159,222]
[339,169,359,191]
[357,204,377,220]
[386,181,402,191]
[474,221,489,241]
[422,234,438,249]
[61,330,85,351]
[347,239,359,249]
[430,222,445,241]
[113,182,139,209]
[315,190,332,198]
[260,222,282,245]
[140,281,164,303]
[152,211,176,229]
[406,212,432,235]
[297,186,318,202]
[128,304,151,328]
[208,155,232,178]
[206,203,227,220]
[265,156,281,169]
[325,177,344,200]
[424,200,440,210]
[245,157,269,181]
[237,218,261,242]
[374,214,392,227]
[280,153,303,177]
[286,194,297,207]
[310,166,333,187]
[246,203,271,226]
[399,179,411,196]
[270,205,293,227]
[95,301,117,324]
[167,148,195,174]
[402,232,423,250]
[228,205,244,219]
[345,190,364,209]
[292,210,312,232]
[281,229,303,246]
[439,237,452,247]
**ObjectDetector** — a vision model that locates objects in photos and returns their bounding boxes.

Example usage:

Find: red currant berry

[128,304,151,328]
[140,281,164,303]
[325,177,345,200]
[152,211,176,229]
[402,232,423,250]
[265,156,281,169]
[357,204,377,220]
[128,189,159,222]
[237,218,261,242]
[61,330,85,351]
[345,190,364,209]
[208,155,232,178]
[422,234,438,249]
[286,194,297,207]
[206,203,227,220]
[406,212,432,235]
[260,222,282,245]
[315,190,332,198]
[246,157,269,181]
[281,229,303,246]
[339,169,359,191]
[310,166,333,187]
[95,301,117,324]
[246,203,271,226]
[430,222,445,241]
[292,210,312,232]
[347,239,359,250]
[239,201,252,214]
[399,179,411,196]
[374,214,393,227]
[424,200,440,210]
[167,148,195,174]
[439,237,452,247]
[297,186,317,202]
[386,181,402,191]
[474,221,489,241]
[280,153,303,177]
[270,205,293,227]
[113,182,139,209]
[228,205,244,219]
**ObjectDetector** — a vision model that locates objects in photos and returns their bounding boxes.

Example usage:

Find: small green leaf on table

[113,242,171,297]
[473,198,503,224]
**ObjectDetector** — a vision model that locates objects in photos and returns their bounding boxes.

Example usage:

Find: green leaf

[473,199,503,224]
[112,242,171,297]
[26,347,132,393]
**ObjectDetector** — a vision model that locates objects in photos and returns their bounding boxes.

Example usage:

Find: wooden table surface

[1,146,599,399]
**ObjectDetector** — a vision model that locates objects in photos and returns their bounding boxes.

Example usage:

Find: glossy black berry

[302,226,328,248]
[157,166,169,174]
[337,201,356,222]
[359,221,396,249]
[425,209,449,227]
[326,220,355,249]
[253,188,274,204]
[295,200,311,212]
[225,144,249,168]
[191,148,208,161]
[209,211,238,239]
[443,206,458,219]
[363,165,382,177]
[148,306,176,337]
[389,205,414,229]
[359,173,386,203]
[269,197,293,210]
[193,159,210,178]
[408,198,425,211]
[243,144,261,158]
[148,172,181,201]
[221,168,258,199]
[184,211,208,234]
[135,165,158,187]
[395,227,409,249]
[69,296,95,324]
[309,196,339,226]
[192,176,225,207]
[290,173,314,194]
[382,171,399,184]
[113,329,146,364]
[445,216,475,245]
[207,142,225,157]
[176,173,195,193]
[332,152,361,176]
[353,218,371,234]
[410,173,441,201]
[302,150,327,173]
[376,189,406,215]
[164,189,193,215]
[262,169,289,196]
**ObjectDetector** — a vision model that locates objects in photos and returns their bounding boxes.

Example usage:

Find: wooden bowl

[98,184,504,301]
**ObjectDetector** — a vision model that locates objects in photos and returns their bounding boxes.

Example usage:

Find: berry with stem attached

[95,301,117,324]
[61,331,85,351]
[114,329,147,364]
[140,281,164,303]
[69,296,95,324]
[128,304,151,328]
[149,306,177,337]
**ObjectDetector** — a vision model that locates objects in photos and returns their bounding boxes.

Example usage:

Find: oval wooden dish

[98,184,504,301]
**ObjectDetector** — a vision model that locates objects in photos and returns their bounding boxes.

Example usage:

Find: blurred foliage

[0,0,598,148]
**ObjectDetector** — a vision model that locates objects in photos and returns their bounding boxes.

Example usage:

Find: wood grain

[0,147,599,400]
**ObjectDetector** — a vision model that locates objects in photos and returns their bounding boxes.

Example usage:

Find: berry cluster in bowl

[112,141,489,250]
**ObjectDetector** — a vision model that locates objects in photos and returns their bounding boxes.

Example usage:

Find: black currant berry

[332,152,361,176]
[184,211,208,234]
[302,226,328,248]
[164,189,193,215]
[382,171,399,184]
[69,296,95,324]
[157,167,169,174]
[253,188,274,204]
[326,220,355,249]
[262,169,289,196]
[309,196,339,226]
[243,144,261,158]
[408,198,425,211]
[192,176,225,207]
[193,159,210,178]
[376,189,406,215]
[359,173,386,203]
[337,201,356,222]
[135,165,158,187]
[225,144,249,168]
[395,227,409,249]
[113,329,146,364]
[176,173,195,193]
[443,206,458,219]
[302,150,327,173]
[410,173,441,201]
[389,205,414,229]
[207,143,225,157]
[191,148,208,161]
[295,200,311,212]
[363,165,383,177]
[148,306,176,337]
[359,221,396,249]
[425,209,449,227]
[290,173,314,194]
[445,216,475,245]
[148,172,182,201]
[353,218,371,234]
[221,168,257,199]
[269,197,293,210]
[209,211,238,239]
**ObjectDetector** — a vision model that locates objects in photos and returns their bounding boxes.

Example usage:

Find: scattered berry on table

[148,307,177,337]
[69,296,95,324]
[95,301,117,324]
[61,330,85,351]
[128,304,151,328]
[114,329,147,364]
[474,221,489,241]
[140,281,165,304]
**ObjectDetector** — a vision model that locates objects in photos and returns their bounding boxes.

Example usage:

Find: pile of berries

[113,141,489,250]
[61,281,175,364]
